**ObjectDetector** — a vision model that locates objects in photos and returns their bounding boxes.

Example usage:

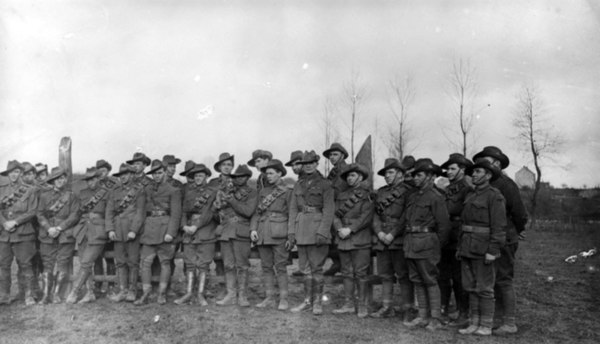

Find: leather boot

[277,274,289,311]
[333,278,356,314]
[24,274,37,306]
[197,271,208,306]
[174,271,195,305]
[0,268,12,305]
[134,284,152,305]
[404,285,429,328]
[459,294,480,335]
[425,285,444,330]
[52,271,68,304]
[291,276,312,313]
[371,280,394,318]
[11,270,25,303]
[157,282,168,305]
[237,270,250,307]
[478,297,495,334]
[38,272,53,305]
[357,280,369,318]
[256,273,276,308]
[216,271,237,306]
[110,268,129,302]
[312,278,324,315]
[399,280,414,323]
[66,270,90,304]
[126,267,138,302]
[78,278,97,303]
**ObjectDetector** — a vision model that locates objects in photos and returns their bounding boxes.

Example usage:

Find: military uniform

[0,176,38,305]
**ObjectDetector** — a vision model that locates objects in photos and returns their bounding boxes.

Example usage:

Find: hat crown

[162,154,180,164]
[218,152,233,161]
[252,150,272,159]
[150,159,165,170]
[184,160,195,171]
[301,150,320,162]
[383,158,399,166]
[5,160,21,171]
[95,159,111,170]
[20,162,34,173]
[118,163,134,173]
[290,150,302,160]
[231,164,252,177]
[401,155,416,169]
[188,163,212,177]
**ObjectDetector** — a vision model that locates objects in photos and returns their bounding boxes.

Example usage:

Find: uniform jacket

[444,176,473,249]
[167,176,183,189]
[491,174,528,245]
[403,184,451,259]
[105,180,146,242]
[132,174,153,190]
[288,171,335,245]
[74,185,110,245]
[372,182,410,250]
[0,181,38,242]
[327,160,350,196]
[181,182,218,244]
[216,183,257,242]
[141,180,182,245]
[36,187,80,244]
[333,185,374,250]
[250,180,292,245]
[458,184,507,258]
[99,176,120,190]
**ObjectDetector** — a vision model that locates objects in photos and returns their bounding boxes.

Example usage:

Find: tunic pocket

[468,233,489,255]
[411,233,434,253]
[269,217,288,239]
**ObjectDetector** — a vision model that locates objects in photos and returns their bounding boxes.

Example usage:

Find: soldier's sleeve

[167,188,182,238]
[130,191,146,234]
[433,194,451,248]
[195,192,217,229]
[228,189,258,218]
[349,197,375,233]
[0,188,8,224]
[506,179,528,233]
[12,188,38,226]
[36,193,51,230]
[105,191,115,233]
[488,192,507,256]
[59,193,81,230]
[317,182,335,239]
[389,193,407,238]
[288,185,299,237]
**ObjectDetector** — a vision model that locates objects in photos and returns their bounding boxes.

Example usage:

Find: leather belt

[81,212,105,220]
[406,226,433,233]
[146,210,169,217]
[301,205,322,213]
[462,225,490,234]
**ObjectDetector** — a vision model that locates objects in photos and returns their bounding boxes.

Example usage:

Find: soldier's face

[37,171,48,182]
[292,162,302,175]
[328,151,343,165]
[265,168,282,184]
[446,164,464,182]
[254,157,269,170]
[22,171,36,184]
[346,172,362,187]
[119,172,132,184]
[166,164,176,177]
[471,167,491,186]
[219,161,234,175]
[86,176,100,189]
[97,167,109,179]
[384,168,403,186]
[193,172,208,185]
[413,171,432,189]
[133,161,146,174]
[152,169,166,183]
[8,169,21,183]
[302,162,318,174]
[54,175,67,189]
[186,176,194,183]
[232,176,248,186]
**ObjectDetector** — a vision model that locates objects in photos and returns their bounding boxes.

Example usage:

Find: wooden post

[58,137,74,292]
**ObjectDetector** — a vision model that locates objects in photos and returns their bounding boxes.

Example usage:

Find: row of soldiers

[0,144,527,336]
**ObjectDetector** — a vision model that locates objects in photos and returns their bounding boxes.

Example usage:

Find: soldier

[331,163,374,318]
[163,155,183,189]
[127,152,153,188]
[174,163,217,306]
[36,167,80,304]
[180,160,196,185]
[322,142,349,277]
[250,159,292,310]
[66,167,110,304]
[457,160,506,336]
[285,150,307,277]
[370,158,413,320]
[208,152,234,189]
[401,156,416,189]
[403,158,451,330]
[134,160,181,305]
[439,153,474,326]
[35,163,50,188]
[214,164,258,307]
[247,149,272,191]
[472,146,528,335]
[288,151,335,315]
[106,163,146,303]
[94,159,118,294]
[0,161,38,305]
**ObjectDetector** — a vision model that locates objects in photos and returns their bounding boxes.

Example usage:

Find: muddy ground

[1,222,599,344]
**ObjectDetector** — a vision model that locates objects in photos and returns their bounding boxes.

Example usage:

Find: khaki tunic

[333,185,374,250]
[0,182,38,242]
[181,183,218,244]
[37,188,80,244]
[372,182,411,250]
[141,180,182,245]
[105,181,146,241]
[250,181,292,245]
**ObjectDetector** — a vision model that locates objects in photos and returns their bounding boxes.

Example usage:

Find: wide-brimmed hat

[230,164,252,178]
[377,158,405,176]
[261,159,287,177]
[412,158,443,176]
[187,163,212,178]
[146,159,166,174]
[472,146,510,170]
[35,163,48,175]
[0,160,22,176]
[81,167,100,181]
[20,162,36,174]
[341,163,370,180]
[162,154,181,165]
[126,152,151,166]
[46,167,68,184]
[179,160,196,176]
[298,150,320,164]
[323,142,349,160]
[441,153,473,170]
[95,159,112,172]
[466,160,502,181]
[113,163,137,177]
[284,150,303,167]
[401,155,416,172]
[247,150,273,167]
[214,153,234,172]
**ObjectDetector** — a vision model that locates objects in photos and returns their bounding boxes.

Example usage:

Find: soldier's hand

[164,234,174,243]
[108,231,117,241]
[316,234,329,246]
[455,251,462,261]
[3,220,17,231]
[188,225,198,234]
[250,230,258,242]
[285,234,296,250]
[127,231,136,240]
[384,233,394,245]
[338,227,351,239]
[48,227,60,238]
[484,253,496,265]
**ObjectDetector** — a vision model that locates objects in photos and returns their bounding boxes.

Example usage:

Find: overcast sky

[1,0,599,187]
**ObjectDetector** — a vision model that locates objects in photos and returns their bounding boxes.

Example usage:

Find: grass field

[0,221,598,344]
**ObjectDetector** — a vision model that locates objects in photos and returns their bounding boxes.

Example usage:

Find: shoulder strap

[257,185,288,214]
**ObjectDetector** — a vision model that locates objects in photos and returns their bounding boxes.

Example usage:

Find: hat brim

[214,156,234,172]
[260,165,287,177]
[466,163,501,181]
[284,158,300,167]
[127,157,151,165]
[146,165,165,175]
[441,158,473,170]
[187,168,212,178]
[472,151,509,169]
[47,171,67,184]
[0,166,21,176]
[323,148,349,160]
[377,162,405,176]
[413,165,443,177]
[341,168,369,181]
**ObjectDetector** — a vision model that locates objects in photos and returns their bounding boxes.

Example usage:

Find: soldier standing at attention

[106,163,146,303]
[180,160,196,186]
[36,167,80,304]
[403,159,451,330]
[285,150,307,277]
[250,159,292,310]
[457,159,506,336]
[127,152,153,188]
[0,161,38,305]
[472,146,528,335]
[214,165,257,307]
[331,163,374,318]
[35,164,50,187]
[134,160,181,305]
[247,150,272,191]
[66,167,110,304]
[439,153,474,326]
[174,163,217,306]
[288,151,334,315]
[94,159,118,294]
[208,153,234,189]
[162,155,183,189]
[370,158,413,321]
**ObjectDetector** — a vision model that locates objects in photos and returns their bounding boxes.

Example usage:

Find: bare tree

[341,70,367,162]
[513,84,563,226]
[321,96,338,176]
[387,75,415,159]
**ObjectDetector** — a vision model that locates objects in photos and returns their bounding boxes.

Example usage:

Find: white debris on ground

[565,248,597,263]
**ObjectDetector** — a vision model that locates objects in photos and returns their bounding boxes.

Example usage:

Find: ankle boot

[52,271,68,304]
[312,278,324,315]
[371,280,394,318]
[157,282,168,305]
[277,274,289,311]
[404,285,429,328]
[237,270,250,307]
[197,271,208,306]
[38,272,53,305]
[256,273,276,308]
[291,276,312,313]
[78,278,97,303]
[333,278,355,314]
[0,268,12,305]
[459,294,480,335]
[110,268,129,302]
[134,284,152,305]
[357,280,369,318]
[216,271,237,306]
[66,270,90,304]
[126,268,138,302]
[174,271,195,305]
